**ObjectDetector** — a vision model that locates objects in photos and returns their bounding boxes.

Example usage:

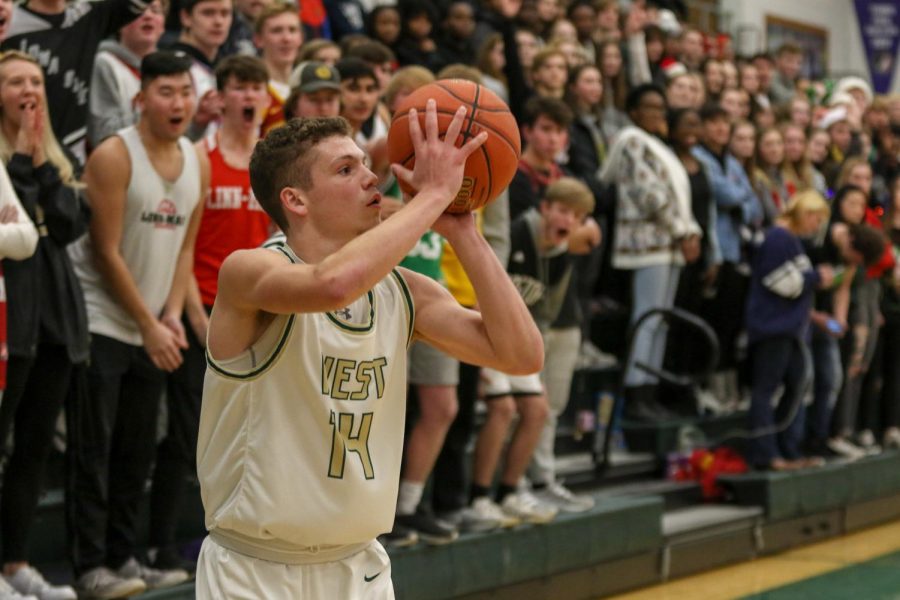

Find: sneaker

[534,481,595,513]
[461,497,519,530]
[75,567,145,600]
[395,512,458,545]
[0,576,37,600]
[6,566,75,600]
[827,437,867,461]
[884,427,900,450]
[377,522,419,548]
[856,430,882,455]
[500,491,558,524]
[117,558,189,590]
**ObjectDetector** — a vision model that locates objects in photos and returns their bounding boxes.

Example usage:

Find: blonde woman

[745,190,831,471]
[780,122,819,196]
[0,50,89,599]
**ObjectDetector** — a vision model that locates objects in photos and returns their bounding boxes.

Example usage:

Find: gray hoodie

[88,40,143,149]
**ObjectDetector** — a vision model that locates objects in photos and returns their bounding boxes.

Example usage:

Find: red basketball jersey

[195,136,272,306]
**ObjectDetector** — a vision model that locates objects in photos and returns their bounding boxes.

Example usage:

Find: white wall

[718,0,900,94]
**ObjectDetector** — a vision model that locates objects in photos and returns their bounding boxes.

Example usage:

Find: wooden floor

[610,519,900,600]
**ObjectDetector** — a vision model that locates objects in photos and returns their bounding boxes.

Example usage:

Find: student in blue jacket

[745,190,831,471]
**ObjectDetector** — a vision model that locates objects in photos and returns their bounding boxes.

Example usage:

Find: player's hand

[143,319,185,372]
[431,210,477,242]
[391,100,487,206]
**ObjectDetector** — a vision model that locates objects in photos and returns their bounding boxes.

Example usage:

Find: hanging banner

[854,0,900,93]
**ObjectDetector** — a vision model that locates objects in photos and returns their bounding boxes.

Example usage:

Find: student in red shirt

[148,54,272,570]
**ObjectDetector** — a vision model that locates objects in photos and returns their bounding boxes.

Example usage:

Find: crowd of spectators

[0,0,898,597]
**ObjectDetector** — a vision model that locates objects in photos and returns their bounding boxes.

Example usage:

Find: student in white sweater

[600,83,701,422]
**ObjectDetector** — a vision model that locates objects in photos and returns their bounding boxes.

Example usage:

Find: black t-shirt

[2,0,148,164]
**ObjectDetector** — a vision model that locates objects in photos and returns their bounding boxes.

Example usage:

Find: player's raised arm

[217,104,486,317]
[402,212,544,377]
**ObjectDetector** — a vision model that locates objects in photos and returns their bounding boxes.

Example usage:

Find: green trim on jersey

[206,315,296,380]
[325,291,376,333]
[391,269,415,348]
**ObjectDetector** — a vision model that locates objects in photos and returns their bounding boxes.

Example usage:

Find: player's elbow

[502,338,544,376]
[312,264,359,311]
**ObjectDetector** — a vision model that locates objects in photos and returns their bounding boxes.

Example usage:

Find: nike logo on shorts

[364,571,382,582]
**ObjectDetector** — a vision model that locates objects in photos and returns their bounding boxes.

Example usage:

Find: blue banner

[854,0,900,93]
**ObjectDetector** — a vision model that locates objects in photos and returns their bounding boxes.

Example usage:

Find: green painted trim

[206,315,295,380]
[391,269,415,348]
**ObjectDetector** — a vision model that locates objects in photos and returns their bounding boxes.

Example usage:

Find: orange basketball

[387,80,521,213]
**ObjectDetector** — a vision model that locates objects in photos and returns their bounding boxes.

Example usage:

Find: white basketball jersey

[197,241,415,561]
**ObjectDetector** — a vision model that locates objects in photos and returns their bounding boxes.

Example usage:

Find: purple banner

[854,0,900,93]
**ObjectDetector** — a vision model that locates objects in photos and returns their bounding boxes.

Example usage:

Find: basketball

[387,80,521,213]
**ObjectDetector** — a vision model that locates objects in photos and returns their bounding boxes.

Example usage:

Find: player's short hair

[522,96,573,128]
[140,50,193,88]
[249,117,353,232]
[215,55,269,91]
[543,177,595,214]
[254,1,298,34]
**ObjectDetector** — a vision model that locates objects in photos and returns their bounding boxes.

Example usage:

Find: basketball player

[195,105,544,597]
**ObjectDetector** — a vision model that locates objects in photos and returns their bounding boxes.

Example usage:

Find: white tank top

[70,126,201,345]
[198,240,415,563]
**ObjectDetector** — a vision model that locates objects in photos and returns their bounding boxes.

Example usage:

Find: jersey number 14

[328,411,375,479]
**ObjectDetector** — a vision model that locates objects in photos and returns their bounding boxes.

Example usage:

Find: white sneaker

[501,491,558,524]
[117,558,189,590]
[884,427,900,450]
[75,567,145,600]
[0,574,37,600]
[827,437,867,460]
[857,430,882,455]
[535,481,595,513]
[6,566,75,600]
[463,496,519,530]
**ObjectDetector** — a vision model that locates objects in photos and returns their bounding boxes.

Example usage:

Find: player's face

[221,76,269,128]
[524,115,568,161]
[138,73,197,140]
[306,136,381,234]
[0,59,45,128]
[295,89,341,118]
[340,76,379,126]
[255,12,302,66]
[182,0,232,50]
[120,0,165,51]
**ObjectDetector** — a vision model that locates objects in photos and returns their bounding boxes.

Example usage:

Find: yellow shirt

[441,209,483,308]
